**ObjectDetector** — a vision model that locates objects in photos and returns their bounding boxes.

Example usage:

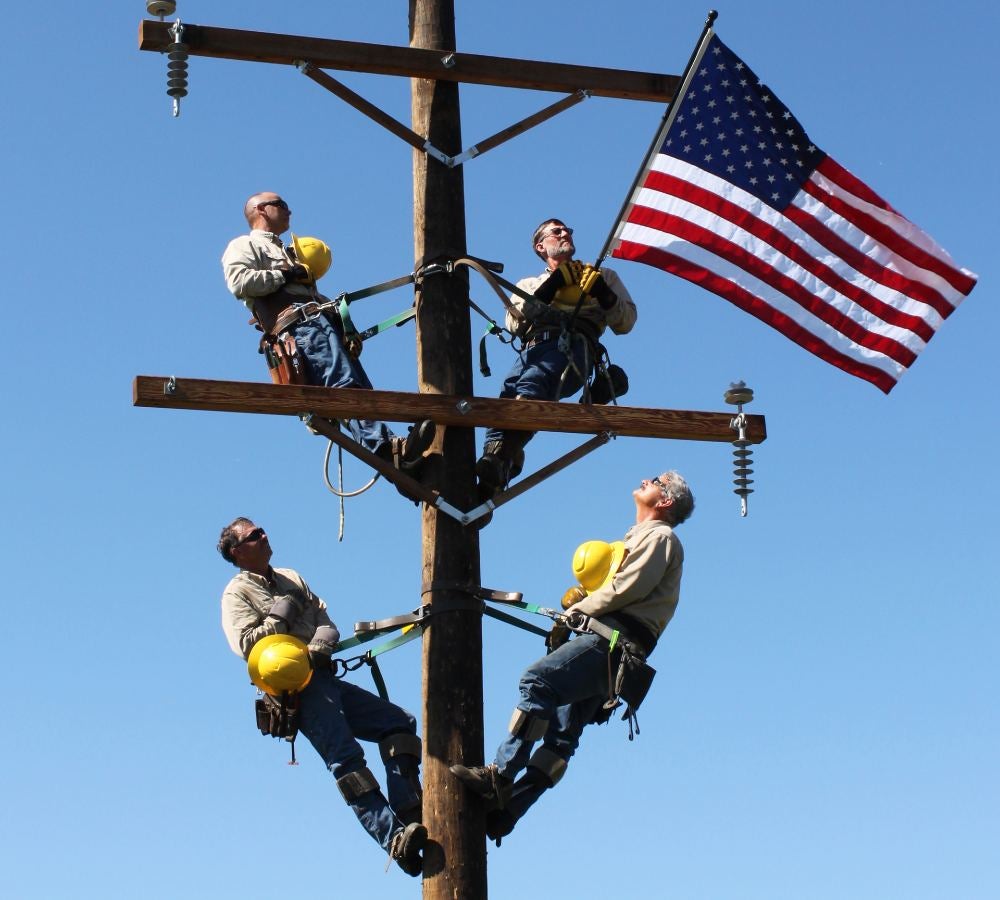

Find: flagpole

[594,9,718,269]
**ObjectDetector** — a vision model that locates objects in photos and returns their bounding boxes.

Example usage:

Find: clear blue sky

[3,2,995,897]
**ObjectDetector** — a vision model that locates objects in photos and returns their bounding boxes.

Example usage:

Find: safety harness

[243,253,627,538]
[483,591,657,740]
[249,248,626,402]
[444,257,629,406]
[252,270,418,389]
[252,580,654,769]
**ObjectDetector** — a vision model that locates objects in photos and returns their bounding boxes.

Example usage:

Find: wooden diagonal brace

[461,432,612,526]
[302,415,474,525]
[297,63,450,165]
[449,90,590,167]
[299,62,589,169]
[303,414,440,507]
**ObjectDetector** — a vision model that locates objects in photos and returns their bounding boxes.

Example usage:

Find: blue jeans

[493,632,610,780]
[499,693,605,823]
[290,313,395,454]
[484,334,593,446]
[297,669,419,850]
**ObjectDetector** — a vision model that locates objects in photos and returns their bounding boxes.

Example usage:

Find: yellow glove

[578,264,601,295]
[578,263,616,309]
[534,260,583,304]
[561,585,587,610]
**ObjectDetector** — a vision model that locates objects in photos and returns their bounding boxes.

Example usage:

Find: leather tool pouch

[259,333,309,386]
[255,692,300,740]
[614,649,656,712]
[588,362,629,405]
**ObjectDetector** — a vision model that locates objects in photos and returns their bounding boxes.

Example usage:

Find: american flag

[610,32,977,393]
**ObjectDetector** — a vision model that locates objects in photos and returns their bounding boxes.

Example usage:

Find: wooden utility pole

[409,1,486,896]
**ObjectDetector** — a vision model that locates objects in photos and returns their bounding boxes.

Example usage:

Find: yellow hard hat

[291,234,332,283]
[247,633,313,696]
[572,540,626,593]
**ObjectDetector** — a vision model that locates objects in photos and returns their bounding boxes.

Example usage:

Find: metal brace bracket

[295,60,590,169]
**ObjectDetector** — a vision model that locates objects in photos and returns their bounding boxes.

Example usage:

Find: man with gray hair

[451,470,693,843]
[475,218,637,507]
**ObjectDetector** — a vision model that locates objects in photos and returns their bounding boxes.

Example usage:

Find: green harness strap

[364,627,424,700]
[356,307,416,342]
[329,270,417,344]
[332,625,426,701]
[483,606,549,638]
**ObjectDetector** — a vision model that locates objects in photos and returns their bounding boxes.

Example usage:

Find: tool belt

[253,289,349,385]
[579,614,657,716]
[272,305,310,335]
[259,331,309,385]
[587,359,629,405]
[523,328,562,348]
[251,288,301,335]
[523,316,602,348]
[611,643,656,712]
[255,691,300,741]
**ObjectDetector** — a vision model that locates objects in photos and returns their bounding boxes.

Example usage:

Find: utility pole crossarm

[138,20,680,102]
[132,376,767,443]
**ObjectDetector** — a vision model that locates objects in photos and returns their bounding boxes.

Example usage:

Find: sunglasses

[651,476,670,494]
[234,527,266,548]
[541,226,573,238]
[259,199,289,211]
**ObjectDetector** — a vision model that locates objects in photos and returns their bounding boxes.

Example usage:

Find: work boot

[449,763,512,803]
[399,420,436,472]
[475,440,525,498]
[474,445,508,499]
[485,808,518,847]
[387,821,427,877]
[375,420,436,489]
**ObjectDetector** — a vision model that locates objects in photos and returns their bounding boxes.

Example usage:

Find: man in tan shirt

[476,217,637,505]
[222,192,434,474]
[218,517,427,875]
[451,470,694,843]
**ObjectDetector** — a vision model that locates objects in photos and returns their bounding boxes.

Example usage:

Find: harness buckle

[296,301,323,322]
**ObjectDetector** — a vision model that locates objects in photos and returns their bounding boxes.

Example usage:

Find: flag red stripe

[641,169,937,343]
[807,160,976,297]
[815,156,896,212]
[782,201,955,321]
[626,203,918,367]
[818,158,977,297]
[615,238,897,393]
